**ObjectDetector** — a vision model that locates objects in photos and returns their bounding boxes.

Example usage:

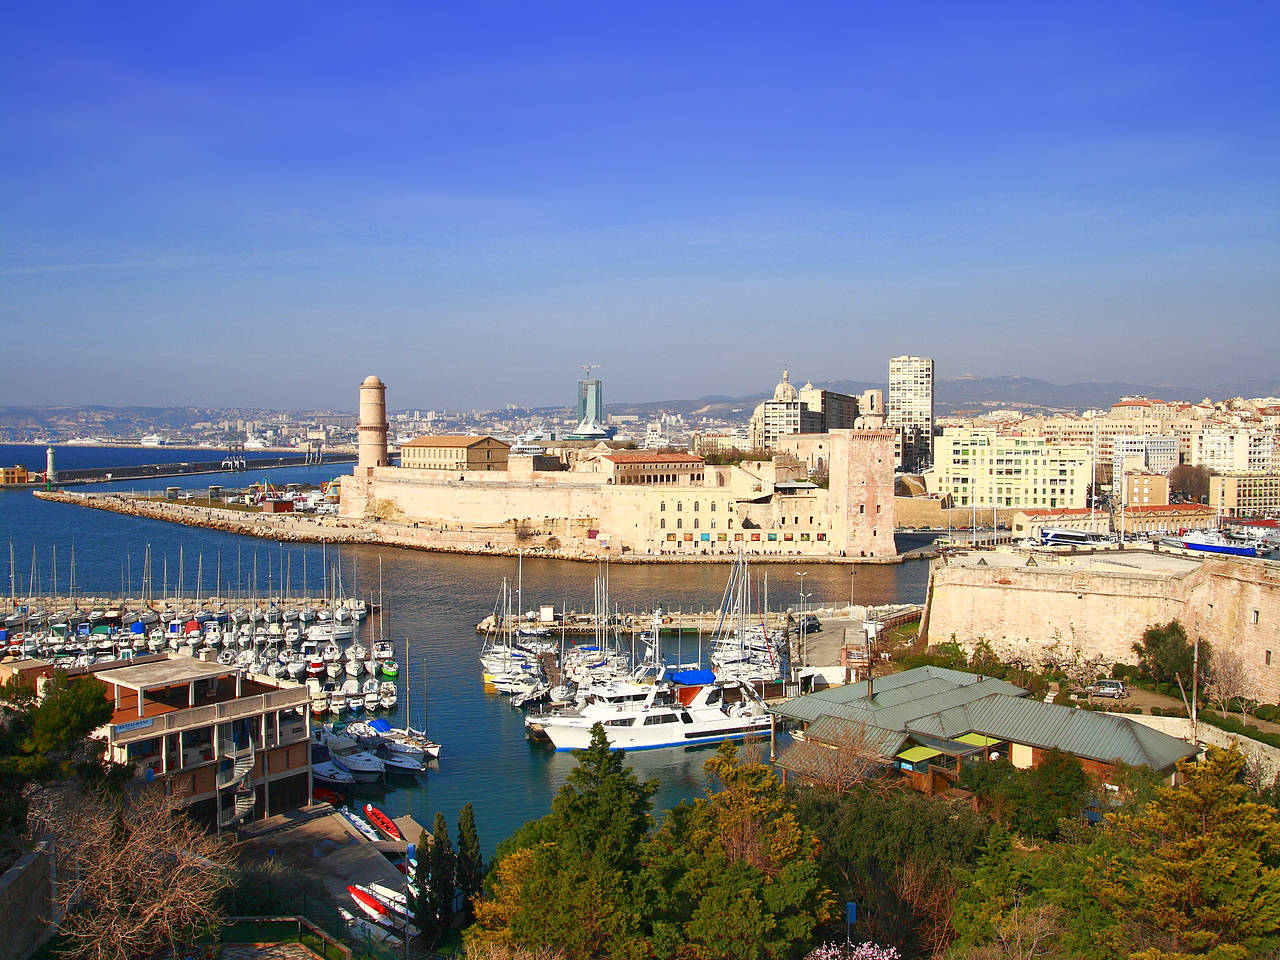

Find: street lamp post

[795,571,810,671]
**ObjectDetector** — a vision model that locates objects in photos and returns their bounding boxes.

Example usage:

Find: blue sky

[2,2,1277,410]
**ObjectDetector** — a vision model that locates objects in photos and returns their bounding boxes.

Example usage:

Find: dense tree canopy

[471,727,832,960]
[0,671,115,864]
[1132,621,1204,687]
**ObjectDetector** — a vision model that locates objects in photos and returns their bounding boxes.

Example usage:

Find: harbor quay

[33,489,918,565]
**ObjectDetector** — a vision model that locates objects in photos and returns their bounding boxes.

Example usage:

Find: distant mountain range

[609,376,1280,420]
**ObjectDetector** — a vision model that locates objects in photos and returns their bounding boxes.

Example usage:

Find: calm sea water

[0,445,931,855]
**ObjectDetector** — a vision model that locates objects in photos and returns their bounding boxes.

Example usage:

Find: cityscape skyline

[3,3,1278,411]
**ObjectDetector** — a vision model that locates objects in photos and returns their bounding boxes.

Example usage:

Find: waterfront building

[773,666,1197,794]
[927,428,1090,510]
[342,377,898,557]
[1,465,30,485]
[1009,503,1213,540]
[400,435,510,472]
[0,655,315,829]
[1210,473,1280,518]
[887,355,935,473]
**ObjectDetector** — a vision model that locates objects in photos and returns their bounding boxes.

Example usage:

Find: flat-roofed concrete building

[1210,473,1280,518]
[400,435,510,472]
[929,429,1090,510]
[87,655,311,828]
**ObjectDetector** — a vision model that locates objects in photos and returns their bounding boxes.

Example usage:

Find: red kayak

[348,885,421,937]
[313,786,344,806]
[364,803,402,841]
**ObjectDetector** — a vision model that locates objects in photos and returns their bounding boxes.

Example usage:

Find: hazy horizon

[3,3,1278,410]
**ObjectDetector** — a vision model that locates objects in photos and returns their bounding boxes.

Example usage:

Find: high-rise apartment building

[888,355,935,472]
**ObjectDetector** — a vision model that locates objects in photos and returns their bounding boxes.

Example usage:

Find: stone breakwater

[34,490,910,566]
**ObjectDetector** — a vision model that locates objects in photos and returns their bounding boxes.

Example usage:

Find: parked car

[800,614,821,633]
[1087,679,1128,699]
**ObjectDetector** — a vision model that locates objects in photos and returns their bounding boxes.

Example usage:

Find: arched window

[710,502,716,512]
[660,501,666,512]
[677,518,683,529]
[694,519,700,529]
[693,501,700,512]
[677,501,683,511]
[711,519,716,529]
[660,518,666,529]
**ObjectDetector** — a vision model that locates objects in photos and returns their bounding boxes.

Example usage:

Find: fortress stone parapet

[923,552,1280,702]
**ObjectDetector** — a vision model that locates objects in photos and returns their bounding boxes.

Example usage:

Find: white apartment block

[1111,435,1178,480]
[888,355,935,472]
[1190,431,1278,474]
[929,429,1090,509]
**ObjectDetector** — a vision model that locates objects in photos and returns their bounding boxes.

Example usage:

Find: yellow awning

[955,733,1001,747]
[895,746,942,763]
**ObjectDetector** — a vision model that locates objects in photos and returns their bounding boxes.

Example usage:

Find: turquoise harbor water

[0,446,931,855]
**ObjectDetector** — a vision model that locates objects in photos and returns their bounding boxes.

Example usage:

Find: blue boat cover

[130,622,145,634]
[668,669,715,686]
[367,718,393,733]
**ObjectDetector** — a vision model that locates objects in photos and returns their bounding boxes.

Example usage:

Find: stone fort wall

[922,556,1280,703]
[339,431,898,558]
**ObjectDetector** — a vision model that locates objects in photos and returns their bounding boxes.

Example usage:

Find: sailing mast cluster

[480,549,782,751]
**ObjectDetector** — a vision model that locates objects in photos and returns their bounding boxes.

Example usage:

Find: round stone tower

[357,375,388,469]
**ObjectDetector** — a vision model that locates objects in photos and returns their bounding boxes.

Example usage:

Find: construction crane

[581,363,601,378]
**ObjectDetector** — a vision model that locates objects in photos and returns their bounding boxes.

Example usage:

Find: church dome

[361,375,384,388]
[772,369,799,402]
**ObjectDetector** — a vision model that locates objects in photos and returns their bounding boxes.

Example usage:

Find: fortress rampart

[923,555,1280,702]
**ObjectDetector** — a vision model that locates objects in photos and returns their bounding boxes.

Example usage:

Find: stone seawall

[34,491,909,566]
[922,554,1280,703]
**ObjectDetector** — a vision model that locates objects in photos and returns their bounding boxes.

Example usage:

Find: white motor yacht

[525,668,771,751]
[316,729,385,782]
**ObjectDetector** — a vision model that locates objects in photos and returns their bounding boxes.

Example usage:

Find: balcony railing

[108,686,308,744]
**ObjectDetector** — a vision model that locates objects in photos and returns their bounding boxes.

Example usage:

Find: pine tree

[412,828,431,935]
[426,810,456,946]
[1091,745,1280,957]
[456,802,484,921]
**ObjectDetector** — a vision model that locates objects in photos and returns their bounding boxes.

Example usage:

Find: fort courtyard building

[341,376,898,558]
[400,435,510,472]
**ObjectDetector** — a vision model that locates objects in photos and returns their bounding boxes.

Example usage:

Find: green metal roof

[771,665,1198,773]
[770,665,1026,725]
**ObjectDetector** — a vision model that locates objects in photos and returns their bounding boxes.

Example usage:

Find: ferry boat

[1162,530,1260,558]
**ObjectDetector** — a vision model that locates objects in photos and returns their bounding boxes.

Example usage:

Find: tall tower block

[358,375,388,469]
